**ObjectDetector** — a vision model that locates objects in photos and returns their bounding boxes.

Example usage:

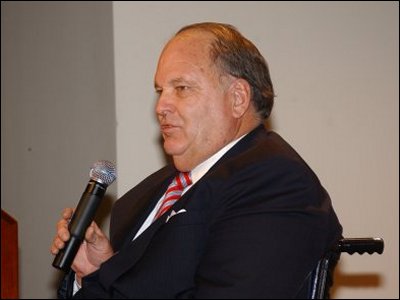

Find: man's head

[154,22,274,171]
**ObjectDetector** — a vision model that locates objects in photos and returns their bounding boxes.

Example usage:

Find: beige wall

[113,2,398,299]
[1,1,398,298]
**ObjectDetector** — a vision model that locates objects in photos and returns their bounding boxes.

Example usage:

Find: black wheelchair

[309,237,384,299]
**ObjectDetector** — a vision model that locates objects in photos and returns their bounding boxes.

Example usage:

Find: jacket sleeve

[193,158,342,299]
[57,270,75,299]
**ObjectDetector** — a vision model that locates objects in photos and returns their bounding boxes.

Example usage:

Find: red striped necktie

[153,172,192,221]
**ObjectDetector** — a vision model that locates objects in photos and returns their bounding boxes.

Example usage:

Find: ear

[230,78,251,118]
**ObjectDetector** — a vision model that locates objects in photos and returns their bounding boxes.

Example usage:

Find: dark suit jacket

[66,125,342,299]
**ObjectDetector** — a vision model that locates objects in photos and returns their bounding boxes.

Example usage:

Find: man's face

[154,31,237,171]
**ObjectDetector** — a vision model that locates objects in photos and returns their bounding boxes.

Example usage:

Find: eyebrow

[154,77,195,89]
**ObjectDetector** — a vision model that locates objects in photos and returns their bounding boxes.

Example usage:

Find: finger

[62,207,74,220]
[56,219,70,241]
[84,222,97,244]
[50,242,59,254]
[50,236,65,254]
[90,221,103,236]
[50,245,59,255]
[84,221,106,244]
[51,207,74,255]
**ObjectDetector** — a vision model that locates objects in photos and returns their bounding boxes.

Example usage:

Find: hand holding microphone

[51,160,116,273]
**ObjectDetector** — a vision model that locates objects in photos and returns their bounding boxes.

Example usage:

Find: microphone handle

[52,180,106,272]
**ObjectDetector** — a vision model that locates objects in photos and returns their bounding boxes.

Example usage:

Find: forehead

[157,31,216,75]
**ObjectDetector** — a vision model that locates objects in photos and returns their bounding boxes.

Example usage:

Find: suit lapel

[98,216,163,290]
[110,167,176,251]
[98,185,196,291]
[118,184,168,249]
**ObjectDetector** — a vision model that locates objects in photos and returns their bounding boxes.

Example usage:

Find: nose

[156,90,174,120]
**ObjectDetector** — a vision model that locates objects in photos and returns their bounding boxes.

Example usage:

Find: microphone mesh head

[89,160,117,186]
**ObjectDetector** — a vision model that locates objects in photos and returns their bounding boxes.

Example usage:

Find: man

[51,22,342,298]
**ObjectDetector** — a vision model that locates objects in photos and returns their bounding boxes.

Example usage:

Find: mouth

[160,124,179,135]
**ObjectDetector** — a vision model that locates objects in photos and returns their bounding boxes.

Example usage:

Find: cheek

[192,105,230,142]
[181,103,207,132]
[204,99,232,126]
[179,92,231,144]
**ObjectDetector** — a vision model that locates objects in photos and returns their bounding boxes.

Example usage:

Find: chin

[163,142,185,157]
[172,157,191,172]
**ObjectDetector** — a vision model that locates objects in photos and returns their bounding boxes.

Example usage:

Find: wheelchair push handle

[335,238,384,255]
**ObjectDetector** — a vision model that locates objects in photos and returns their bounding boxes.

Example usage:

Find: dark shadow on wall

[330,261,383,298]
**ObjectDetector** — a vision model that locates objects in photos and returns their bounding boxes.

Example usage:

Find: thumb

[84,221,102,244]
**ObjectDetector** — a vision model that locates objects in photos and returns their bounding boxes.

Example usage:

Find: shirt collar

[190,134,247,186]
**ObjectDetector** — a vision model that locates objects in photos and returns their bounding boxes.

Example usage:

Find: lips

[160,124,179,134]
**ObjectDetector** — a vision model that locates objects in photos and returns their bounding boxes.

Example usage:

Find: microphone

[52,160,117,272]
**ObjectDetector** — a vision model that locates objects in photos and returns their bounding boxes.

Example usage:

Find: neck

[173,117,262,172]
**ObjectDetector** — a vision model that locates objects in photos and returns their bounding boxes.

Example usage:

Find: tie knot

[175,172,192,189]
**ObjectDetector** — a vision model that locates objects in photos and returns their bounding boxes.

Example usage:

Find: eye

[176,86,189,92]
[175,85,192,97]
[155,88,163,96]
